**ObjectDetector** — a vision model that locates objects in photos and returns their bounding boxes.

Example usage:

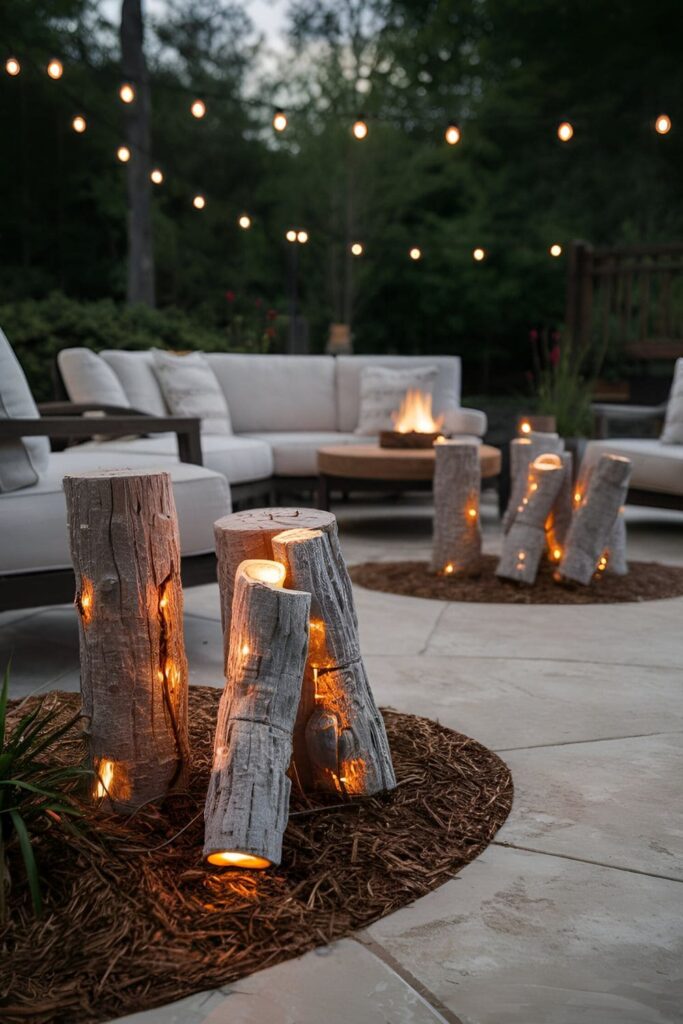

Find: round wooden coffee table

[317,443,502,510]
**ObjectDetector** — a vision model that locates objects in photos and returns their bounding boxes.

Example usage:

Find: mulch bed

[350,555,683,605]
[1,686,512,1024]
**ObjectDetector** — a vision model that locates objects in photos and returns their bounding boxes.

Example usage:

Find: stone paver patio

[2,495,682,1024]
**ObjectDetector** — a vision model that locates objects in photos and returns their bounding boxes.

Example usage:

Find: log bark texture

[559,454,632,584]
[497,454,565,584]
[430,440,482,576]
[203,560,310,868]
[573,462,629,576]
[503,432,564,532]
[546,451,574,562]
[64,469,189,812]
[271,527,397,797]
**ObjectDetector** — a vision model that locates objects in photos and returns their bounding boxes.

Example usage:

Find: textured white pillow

[354,365,440,435]
[0,327,50,492]
[58,348,130,408]
[660,358,683,444]
[151,350,232,435]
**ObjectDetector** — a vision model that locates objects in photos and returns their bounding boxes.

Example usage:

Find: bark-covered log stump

[497,454,566,584]
[559,454,632,585]
[430,440,482,576]
[204,560,310,869]
[573,462,629,576]
[64,469,189,812]
[272,527,397,797]
[546,450,574,564]
[502,432,564,532]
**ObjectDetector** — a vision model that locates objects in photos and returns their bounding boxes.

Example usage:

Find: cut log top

[63,468,172,480]
[215,507,336,535]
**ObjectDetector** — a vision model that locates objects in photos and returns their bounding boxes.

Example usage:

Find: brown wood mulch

[349,555,683,605]
[0,686,513,1024]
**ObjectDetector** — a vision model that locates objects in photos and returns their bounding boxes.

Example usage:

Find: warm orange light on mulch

[206,851,271,870]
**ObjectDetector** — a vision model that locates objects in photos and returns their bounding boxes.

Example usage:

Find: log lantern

[430,439,482,576]
[560,454,632,584]
[497,453,566,584]
[503,431,564,533]
[203,560,310,869]
[64,469,190,812]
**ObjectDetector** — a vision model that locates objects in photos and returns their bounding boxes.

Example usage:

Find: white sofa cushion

[58,348,131,408]
[0,449,230,575]
[77,434,273,485]
[242,431,370,476]
[151,350,232,434]
[354,365,439,435]
[661,358,683,444]
[206,354,337,432]
[100,350,168,416]
[336,354,461,431]
[0,328,50,493]
[582,439,683,496]
[443,407,488,437]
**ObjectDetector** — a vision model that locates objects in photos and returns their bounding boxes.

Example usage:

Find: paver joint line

[493,840,683,883]
[495,729,683,753]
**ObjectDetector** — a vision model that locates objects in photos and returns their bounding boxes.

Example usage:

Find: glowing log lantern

[545,450,574,563]
[430,439,482,577]
[203,560,310,869]
[497,454,566,584]
[502,431,564,533]
[561,455,632,584]
[271,528,396,796]
[64,469,189,812]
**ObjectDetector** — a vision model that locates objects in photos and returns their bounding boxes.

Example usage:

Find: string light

[150,168,164,184]
[191,99,206,119]
[655,114,671,135]
[445,123,461,145]
[117,145,131,163]
[351,242,363,256]
[193,194,206,209]
[272,108,287,132]
[5,57,20,76]
[473,247,486,261]
[409,247,422,261]
[557,121,574,142]
[297,230,309,243]
[72,115,87,134]
[549,243,563,257]
[352,117,368,140]
[238,214,251,229]
[47,59,63,80]
[285,229,297,242]
[119,83,135,104]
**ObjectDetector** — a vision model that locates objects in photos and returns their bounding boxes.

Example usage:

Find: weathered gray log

[430,440,482,576]
[64,469,189,812]
[546,451,574,563]
[497,454,566,584]
[203,560,310,869]
[606,508,628,575]
[503,432,564,532]
[559,454,632,585]
[271,527,396,796]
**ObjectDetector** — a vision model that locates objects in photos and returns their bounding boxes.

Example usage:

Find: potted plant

[529,328,597,467]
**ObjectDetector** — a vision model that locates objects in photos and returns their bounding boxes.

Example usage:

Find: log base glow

[205,850,271,870]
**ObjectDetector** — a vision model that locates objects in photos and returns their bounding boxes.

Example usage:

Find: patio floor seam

[363,651,680,671]
[494,729,683,752]
[417,604,451,656]
[491,840,683,883]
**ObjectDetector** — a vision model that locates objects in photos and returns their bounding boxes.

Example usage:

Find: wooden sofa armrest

[0,415,203,466]
[591,402,668,439]
[37,402,148,416]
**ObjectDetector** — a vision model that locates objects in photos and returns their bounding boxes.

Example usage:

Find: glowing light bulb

[272,109,287,132]
[520,420,531,434]
[530,482,538,492]
[351,242,363,256]
[352,118,368,140]
[191,99,206,119]
[445,123,461,145]
[5,57,20,77]
[553,547,562,561]
[444,563,454,574]
[72,115,86,134]
[655,114,671,135]
[557,121,574,142]
[549,243,562,257]
[574,490,582,503]
[150,168,163,184]
[193,194,206,209]
[286,229,297,242]
[241,643,250,656]
[409,247,422,261]
[117,146,131,163]
[468,507,477,519]
[518,551,526,561]
[47,59,63,80]
[297,230,308,244]
[238,214,251,229]
[119,83,135,104]
[473,247,486,262]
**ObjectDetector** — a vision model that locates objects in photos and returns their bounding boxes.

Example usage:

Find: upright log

[503,432,564,532]
[430,440,482,576]
[546,451,574,564]
[497,454,566,584]
[64,469,189,812]
[559,454,632,585]
[606,508,628,575]
[271,527,396,797]
[204,560,310,869]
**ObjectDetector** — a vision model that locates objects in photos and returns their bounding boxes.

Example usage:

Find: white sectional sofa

[57,349,487,492]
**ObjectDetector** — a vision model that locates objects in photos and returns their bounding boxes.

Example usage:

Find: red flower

[550,344,561,367]
[529,328,539,342]
[267,309,277,321]
[225,290,236,303]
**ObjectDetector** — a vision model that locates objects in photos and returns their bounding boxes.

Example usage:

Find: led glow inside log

[77,578,94,624]
[94,758,115,798]
[241,560,286,587]
[519,420,531,434]
[206,851,271,869]
[534,453,563,470]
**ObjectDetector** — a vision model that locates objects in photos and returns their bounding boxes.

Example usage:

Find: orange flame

[392,389,445,433]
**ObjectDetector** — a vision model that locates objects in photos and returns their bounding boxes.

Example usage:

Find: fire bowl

[379,430,443,449]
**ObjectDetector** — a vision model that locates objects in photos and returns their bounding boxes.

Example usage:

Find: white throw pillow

[0,327,50,492]
[58,348,130,408]
[660,358,683,444]
[151,350,232,435]
[354,365,440,435]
